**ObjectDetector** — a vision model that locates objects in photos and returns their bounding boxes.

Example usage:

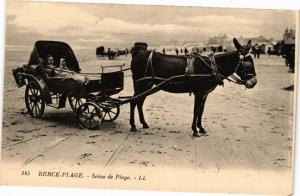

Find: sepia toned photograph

[0,0,298,195]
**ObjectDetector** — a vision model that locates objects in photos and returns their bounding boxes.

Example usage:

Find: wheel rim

[69,96,86,112]
[25,82,45,118]
[77,102,102,130]
[102,106,120,122]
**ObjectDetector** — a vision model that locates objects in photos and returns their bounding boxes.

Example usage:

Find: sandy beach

[1,51,295,173]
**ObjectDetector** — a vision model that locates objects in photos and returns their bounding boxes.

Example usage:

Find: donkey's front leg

[192,95,201,137]
[196,94,208,134]
[130,100,138,132]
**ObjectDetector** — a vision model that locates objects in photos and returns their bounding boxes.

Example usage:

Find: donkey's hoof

[130,127,138,132]
[193,132,201,137]
[199,128,207,134]
[143,124,149,129]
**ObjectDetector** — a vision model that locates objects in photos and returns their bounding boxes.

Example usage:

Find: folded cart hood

[28,40,81,73]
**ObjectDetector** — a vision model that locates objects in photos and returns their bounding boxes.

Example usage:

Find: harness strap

[144,52,154,78]
[185,54,195,75]
[185,54,196,95]
[209,55,224,85]
[196,53,223,85]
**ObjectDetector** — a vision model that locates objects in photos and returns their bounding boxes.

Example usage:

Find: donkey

[129,38,257,137]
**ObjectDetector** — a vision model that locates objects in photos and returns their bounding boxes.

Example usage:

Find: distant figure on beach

[253,44,260,59]
[175,48,179,56]
[287,45,295,73]
[162,48,166,54]
[211,47,216,54]
[267,47,272,57]
[184,48,188,55]
[180,48,183,53]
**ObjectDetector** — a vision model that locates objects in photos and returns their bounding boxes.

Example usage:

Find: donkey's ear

[246,40,252,50]
[233,38,242,51]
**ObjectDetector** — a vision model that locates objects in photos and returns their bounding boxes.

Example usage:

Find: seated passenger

[43,54,56,77]
[47,54,54,65]
[44,55,88,83]
[59,57,67,69]
[44,55,68,75]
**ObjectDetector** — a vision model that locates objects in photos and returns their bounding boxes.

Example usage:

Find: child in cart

[44,54,88,84]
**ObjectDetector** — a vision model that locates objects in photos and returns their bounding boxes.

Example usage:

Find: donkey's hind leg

[130,81,152,132]
[137,97,149,129]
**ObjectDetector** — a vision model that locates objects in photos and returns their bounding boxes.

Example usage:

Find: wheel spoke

[29,101,34,110]
[34,103,38,117]
[35,103,39,116]
[82,105,88,112]
[27,95,32,102]
[89,119,92,129]
[108,112,112,120]
[110,110,117,114]
[31,102,35,113]
[32,88,37,96]
[90,108,96,115]
[29,88,34,96]
[36,95,41,102]
[83,118,89,127]
[74,100,78,109]
[36,102,40,113]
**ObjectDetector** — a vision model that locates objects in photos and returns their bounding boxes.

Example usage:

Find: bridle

[198,53,247,86]
[233,54,256,83]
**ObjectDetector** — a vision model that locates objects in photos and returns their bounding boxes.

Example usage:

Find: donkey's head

[233,38,257,89]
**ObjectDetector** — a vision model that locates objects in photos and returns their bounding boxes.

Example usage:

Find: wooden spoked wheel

[77,102,103,130]
[25,81,45,118]
[68,96,86,112]
[102,106,120,122]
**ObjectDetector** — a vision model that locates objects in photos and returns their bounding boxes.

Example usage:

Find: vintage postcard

[0,0,298,195]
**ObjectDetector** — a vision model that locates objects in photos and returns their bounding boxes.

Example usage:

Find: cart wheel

[102,106,120,122]
[25,81,45,118]
[77,102,103,130]
[68,96,86,112]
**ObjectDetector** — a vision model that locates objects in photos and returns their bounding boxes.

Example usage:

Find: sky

[5,1,297,49]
